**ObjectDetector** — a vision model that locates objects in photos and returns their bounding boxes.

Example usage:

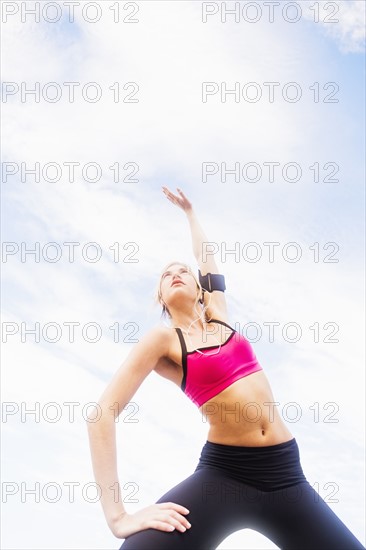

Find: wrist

[108,510,129,527]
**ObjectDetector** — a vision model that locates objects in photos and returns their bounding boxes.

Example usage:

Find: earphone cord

[165,292,222,356]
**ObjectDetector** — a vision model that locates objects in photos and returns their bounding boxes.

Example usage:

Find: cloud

[303,0,366,54]
[1,1,365,549]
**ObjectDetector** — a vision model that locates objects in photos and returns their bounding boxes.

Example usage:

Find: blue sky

[1,1,365,549]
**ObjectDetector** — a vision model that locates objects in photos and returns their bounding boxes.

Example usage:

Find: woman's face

[159,264,198,306]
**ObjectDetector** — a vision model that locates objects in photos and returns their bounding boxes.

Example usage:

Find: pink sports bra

[175,319,263,408]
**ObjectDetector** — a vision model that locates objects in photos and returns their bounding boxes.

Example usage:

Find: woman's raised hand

[162,186,193,213]
[110,502,192,539]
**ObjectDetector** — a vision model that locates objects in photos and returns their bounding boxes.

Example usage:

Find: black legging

[118,438,365,549]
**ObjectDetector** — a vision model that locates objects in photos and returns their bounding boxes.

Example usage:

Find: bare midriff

[198,371,294,447]
[155,326,294,447]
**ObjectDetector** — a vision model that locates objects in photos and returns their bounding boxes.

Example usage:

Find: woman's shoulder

[141,325,177,360]
[144,324,176,341]
[131,325,174,362]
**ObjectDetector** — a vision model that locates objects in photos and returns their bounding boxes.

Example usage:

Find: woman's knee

[118,526,183,550]
[118,468,243,550]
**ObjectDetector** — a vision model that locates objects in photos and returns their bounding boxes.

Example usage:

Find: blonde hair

[153,260,211,322]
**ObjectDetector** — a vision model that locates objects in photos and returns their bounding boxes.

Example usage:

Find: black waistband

[203,437,297,452]
[195,437,307,491]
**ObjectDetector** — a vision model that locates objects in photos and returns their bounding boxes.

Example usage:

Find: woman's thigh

[118,467,256,550]
[254,481,365,550]
[118,474,365,550]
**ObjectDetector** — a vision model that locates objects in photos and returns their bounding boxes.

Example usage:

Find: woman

[87,187,365,549]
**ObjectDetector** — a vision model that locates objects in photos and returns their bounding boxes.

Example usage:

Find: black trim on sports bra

[175,319,237,391]
[185,330,236,355]
[208,318,236,332]
[175,327,188,392]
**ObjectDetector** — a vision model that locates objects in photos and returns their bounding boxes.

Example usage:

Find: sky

[1,1,365,549]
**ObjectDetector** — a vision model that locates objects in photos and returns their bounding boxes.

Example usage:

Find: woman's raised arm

[162,186,228,318]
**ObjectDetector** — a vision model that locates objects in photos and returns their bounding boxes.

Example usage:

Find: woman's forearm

[185,208,210,262]
[86,418,127,529]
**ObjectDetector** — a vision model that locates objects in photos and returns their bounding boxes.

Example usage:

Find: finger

[155,506,191,528]
[171,511,192,528]
[163,189,176,200]
[177,187,187,197]
[166,516,188,532]
[151,520,176,532]
[168,196,180,204]
[157,502,190,514]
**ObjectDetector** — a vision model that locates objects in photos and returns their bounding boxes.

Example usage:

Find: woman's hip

[194,437,308,491]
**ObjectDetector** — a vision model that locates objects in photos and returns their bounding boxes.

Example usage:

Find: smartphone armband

[198,270,226,293]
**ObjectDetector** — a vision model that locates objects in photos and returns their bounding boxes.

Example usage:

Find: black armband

[198,270,226,293]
